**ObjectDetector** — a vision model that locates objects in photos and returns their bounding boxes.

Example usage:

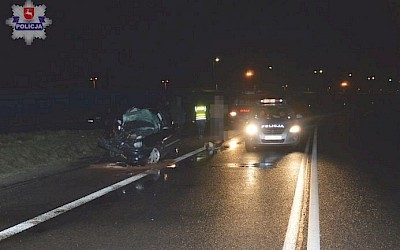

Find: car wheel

[147,147,161,164]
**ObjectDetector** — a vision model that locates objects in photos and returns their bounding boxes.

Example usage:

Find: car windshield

[254,106,293,119]
[122,108,160,133]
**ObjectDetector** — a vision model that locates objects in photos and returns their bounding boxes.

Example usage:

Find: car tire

[147,146,161,164]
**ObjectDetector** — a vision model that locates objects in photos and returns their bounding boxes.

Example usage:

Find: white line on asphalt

[307,127,320,249]
[0,146,207,241]
[282,135,311,250]
[172,146,206,163]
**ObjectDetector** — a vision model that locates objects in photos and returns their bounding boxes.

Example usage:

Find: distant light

[215,57,220,62]
[367,77,371,80]
[268,66,273,70]
[388,78,393,82]
[371,76,375,80]
[319,69,323,74]
[245,70,254,77]
[229,111,237,117]
[313,70,318,74]
[348,73,352,77]
[228,139,239,149]
[341,81,348,87]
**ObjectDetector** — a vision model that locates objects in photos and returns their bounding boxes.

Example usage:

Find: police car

[244,98,303,151]
[227,91,266,127]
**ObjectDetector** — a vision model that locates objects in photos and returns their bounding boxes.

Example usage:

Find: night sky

[2,0,400,91]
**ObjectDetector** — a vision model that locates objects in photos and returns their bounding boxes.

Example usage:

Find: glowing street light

[341,81,348,87]
[245,69,255,90]
[161,79,169,90]
[212,57,221,90]
[245,70,254,78]
[90,76,98,89]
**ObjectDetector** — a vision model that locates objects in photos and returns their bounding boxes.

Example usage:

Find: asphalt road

[1,111,400,249]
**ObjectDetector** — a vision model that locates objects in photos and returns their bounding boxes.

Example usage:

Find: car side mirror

[296,114,303,119]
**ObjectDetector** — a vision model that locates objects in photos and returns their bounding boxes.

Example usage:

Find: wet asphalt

[1,110,400,249]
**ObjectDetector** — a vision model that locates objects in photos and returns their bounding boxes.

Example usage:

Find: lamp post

[340,81,349,93]
[90,76,98,89]
[312,69,324,92]
[245,69,255,90]
[282,84,288,94]
[212,57,221,91]
[161,79,169,90]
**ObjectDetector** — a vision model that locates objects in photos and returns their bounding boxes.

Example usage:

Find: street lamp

[161,79,169,90]
[245,69,255,90]
[90,76,98,89]
[212,57,221,91]
[282,84,288,92]
[245,70,254,78]
[340,81,349,93]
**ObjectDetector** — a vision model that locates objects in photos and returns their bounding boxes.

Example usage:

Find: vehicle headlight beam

[289,125,301,133]
[246,124,258,135]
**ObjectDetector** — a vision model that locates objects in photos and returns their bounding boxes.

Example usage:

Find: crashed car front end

[98,131,151,164]
[98,107,164,165]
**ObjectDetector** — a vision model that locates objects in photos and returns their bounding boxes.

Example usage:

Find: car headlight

[289,125,301,133]
[245,124,258,135]
[133,141,143,148]
[229,111,237,117]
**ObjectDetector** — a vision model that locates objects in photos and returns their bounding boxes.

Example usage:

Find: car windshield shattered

[122,107,162,135]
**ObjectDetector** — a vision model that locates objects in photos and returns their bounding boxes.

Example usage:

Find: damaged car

[98,107,180,165]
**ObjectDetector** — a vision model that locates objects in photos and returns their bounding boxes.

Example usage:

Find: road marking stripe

[282,136,311,250]
[0,146,207,241]
[172,146,206,163]
[307,127,320,249]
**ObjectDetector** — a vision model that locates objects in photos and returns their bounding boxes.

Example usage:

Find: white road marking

[308,127,320,249]
[283,136,311,250]
[172,146,206,163]
[0,145,207,241]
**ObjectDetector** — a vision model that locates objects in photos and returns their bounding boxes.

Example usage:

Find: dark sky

[2,0,400,90]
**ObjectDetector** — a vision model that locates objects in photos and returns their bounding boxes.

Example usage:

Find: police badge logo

[5,0,52,45]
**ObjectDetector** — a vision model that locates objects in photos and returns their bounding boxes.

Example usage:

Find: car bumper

[98,138,149,164]
[245,132,301,146]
